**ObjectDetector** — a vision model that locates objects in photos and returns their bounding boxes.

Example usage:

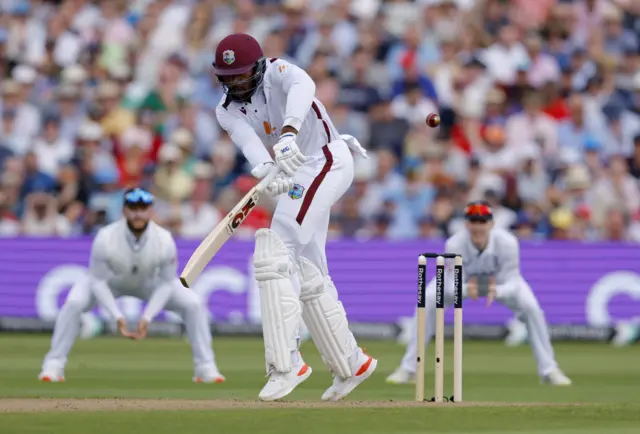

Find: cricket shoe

[385,367,415,385]
[259,358,312,401]
[193,366,225,384]
[541,368,572,386]
[38,367,65,383]
[321,350,378,402]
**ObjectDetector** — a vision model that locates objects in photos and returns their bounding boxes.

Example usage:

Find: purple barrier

[1,238,639,327]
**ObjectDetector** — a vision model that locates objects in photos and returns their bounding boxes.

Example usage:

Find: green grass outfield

[0,335,638,433]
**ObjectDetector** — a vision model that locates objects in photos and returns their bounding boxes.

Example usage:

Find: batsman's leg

[164,281,224,383]
[297,253,377,402]
[40,278,96,382]
[292,141,377,401]
[253,229,310,401]
[264,139,360,400]
[499,280,572,386]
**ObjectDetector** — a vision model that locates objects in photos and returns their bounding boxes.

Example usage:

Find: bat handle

[256,166,281,193]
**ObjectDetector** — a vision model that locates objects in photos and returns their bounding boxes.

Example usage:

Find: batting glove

[251,162,294,197]
[251,161,276,179]
[273,133,307,177]
[266,173,295,197]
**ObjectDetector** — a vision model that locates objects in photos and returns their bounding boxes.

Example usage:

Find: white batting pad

[298,256,358,379]
[253,229,301,373]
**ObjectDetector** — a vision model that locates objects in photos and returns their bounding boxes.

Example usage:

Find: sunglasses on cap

[464,202,493,221]
[124,188,154,206]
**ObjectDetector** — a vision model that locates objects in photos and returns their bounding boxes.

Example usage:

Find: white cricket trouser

[400,277,558,377]
[267,139,355,365]
[42,278,217,372]
[271,139,353,274]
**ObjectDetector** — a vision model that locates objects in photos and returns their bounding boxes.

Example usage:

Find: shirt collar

[123,220,149,251]
[466,228,494,256]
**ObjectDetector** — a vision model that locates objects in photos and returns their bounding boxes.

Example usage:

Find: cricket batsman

[387,201,572,386]
[213,33,376,401]
[38,188,225,384]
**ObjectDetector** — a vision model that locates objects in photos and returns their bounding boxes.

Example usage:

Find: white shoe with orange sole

[321,351,378,401]
[193,366,225,383]
[259,359,312,401]
[38,367,65,383]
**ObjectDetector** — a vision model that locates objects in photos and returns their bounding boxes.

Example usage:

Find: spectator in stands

[32,112,74,178]
[21,192,71,237]
[153,144,195,205]
[116,125,154,189]
[391,80,438,127]
[54,84,85,142]
[338,193,368,239]
[209,137,240,201]
[627,135,640,178]
[96,81,135,138]
[0,189,20,237]
[590,154,640,225]
[164,98,219,159]
[20,151,56,201]
[339,46,383,113]
[178,162,221,240]
[368,97,410,158]
[0,0,637,242]
[483,24,529,86]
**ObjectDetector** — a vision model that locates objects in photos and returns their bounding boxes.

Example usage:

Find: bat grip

[256,166,281,193]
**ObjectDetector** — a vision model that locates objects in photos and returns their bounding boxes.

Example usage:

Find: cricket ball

[426,113,440,128]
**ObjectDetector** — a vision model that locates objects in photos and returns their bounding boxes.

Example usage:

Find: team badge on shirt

[223,50,235,65]
[288,184,305,200]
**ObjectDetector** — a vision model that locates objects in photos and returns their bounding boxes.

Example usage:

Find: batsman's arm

[270,59,315,132]
[216,106,273,169]
[141,240,179,323]
[88,232,123,321]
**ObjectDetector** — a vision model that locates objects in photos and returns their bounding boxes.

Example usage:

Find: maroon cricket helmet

[213,33,264,76]
[212,33,267,102]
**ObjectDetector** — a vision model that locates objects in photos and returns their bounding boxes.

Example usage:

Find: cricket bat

[179,168,279,288]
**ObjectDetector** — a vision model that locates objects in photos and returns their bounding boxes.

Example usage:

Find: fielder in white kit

[213,33,376,401]
[39,188,224,383]
[387,201,572,386]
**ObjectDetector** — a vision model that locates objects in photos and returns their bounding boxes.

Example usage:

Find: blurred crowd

[0,0,639,242]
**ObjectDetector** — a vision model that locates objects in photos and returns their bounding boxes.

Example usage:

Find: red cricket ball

[426,113,441,128]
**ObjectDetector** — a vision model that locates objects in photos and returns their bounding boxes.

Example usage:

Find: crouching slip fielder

[39,188,224,383]
[387,201,572,386]
[214,33,376,401]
